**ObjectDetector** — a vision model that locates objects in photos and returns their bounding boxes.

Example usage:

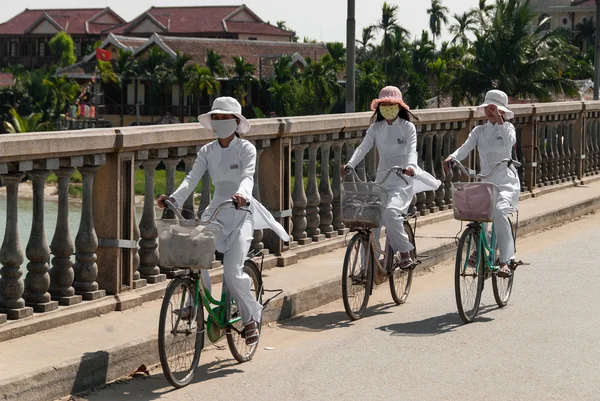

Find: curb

[2,195,600,401]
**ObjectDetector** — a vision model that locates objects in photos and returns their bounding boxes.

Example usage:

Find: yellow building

[527,0,596,31]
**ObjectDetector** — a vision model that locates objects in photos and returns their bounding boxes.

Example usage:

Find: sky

[0,0,477,44]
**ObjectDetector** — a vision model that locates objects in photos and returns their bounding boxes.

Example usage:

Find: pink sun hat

[370,86,410,112]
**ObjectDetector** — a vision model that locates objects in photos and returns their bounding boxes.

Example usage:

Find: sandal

[399,257,413,270]
[243,320,260,346]
[173,305,194,321]
[497,264,512,278]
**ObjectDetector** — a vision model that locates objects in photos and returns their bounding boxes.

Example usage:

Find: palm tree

[232,56,256,107]
[42,73,79,121]
[428,58,450,108]
[372,2,408,84]
[412,31,436,76]
[326,42,346,72]
[356,59,385,111]
[449,11,477,47]
[356,26,376,62]
[185,63,220,116]
[273,55,295,84]
[113,49,138,126]
[301,55,341,114]
[427,0,450,47]
[575,17,595,51]
[206,49,226,78]
[2,108,54,133]
[171,52,193,122]
[267,80,293,116]
[387,28,412,86]
[140,47,172,119]
[472,0,494,29]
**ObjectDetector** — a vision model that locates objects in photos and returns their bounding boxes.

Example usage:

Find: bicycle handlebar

[164,199,250,224]
[449,158,521,180]
[345,165,409,186]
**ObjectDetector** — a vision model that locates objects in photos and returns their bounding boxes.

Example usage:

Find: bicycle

[449,158,525,324]
[340,165,422,321]
[156,200,279,388]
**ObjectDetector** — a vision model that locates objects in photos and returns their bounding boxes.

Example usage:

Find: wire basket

[341,181,388,228]
[156,219,223,269]
[452,182,499,222]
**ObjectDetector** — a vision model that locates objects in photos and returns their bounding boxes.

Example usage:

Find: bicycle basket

[452,182,499,222]
[341,181,388,228]
[156,219,222,269]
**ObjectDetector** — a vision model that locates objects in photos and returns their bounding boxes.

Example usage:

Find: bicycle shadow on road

[279,302,397,333]
[71,358,243,400]
[376,306,496,337]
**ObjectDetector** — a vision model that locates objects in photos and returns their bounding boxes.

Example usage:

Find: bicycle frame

[466,222,500,276]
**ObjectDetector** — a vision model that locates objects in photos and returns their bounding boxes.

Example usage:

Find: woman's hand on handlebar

[232,193,248,209]
[157,194,175,209]
[443,156,455,172]
[340,164,350,177]
[403,167,415,177]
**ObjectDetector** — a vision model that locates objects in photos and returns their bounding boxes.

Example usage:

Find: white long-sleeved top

[171,136,289,244]
[347,118,440,214]
[451,121,520,207]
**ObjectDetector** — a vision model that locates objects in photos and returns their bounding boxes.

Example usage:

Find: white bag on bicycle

[452,182,499,222]
[157,221,222,269]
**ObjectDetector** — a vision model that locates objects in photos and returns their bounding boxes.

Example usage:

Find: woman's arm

[347,125,376,168]
[170,148,208,207]
[236,142,257,200]
[406,123,418,170]
[497,122,517,147]
[450,127,479,161]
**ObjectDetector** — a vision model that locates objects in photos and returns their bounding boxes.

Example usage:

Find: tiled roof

[0,8,124,35]
[107,5,293,37]
[59,35,330,80]
[0,73,14,87]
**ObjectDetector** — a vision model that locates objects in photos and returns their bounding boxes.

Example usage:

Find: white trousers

[493,198,515,263]
[199,217,262,324]
[375,208,414,254]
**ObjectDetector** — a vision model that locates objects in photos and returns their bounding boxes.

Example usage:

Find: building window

[75,42,81,58]
[39,41,46,57]
[20,40,29,56]
[10,41,17,56]
[248,37,258,41]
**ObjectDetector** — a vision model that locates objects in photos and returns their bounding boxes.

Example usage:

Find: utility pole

[346,0,356,113]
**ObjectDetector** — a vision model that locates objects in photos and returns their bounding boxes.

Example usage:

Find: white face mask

[210,119,238,139]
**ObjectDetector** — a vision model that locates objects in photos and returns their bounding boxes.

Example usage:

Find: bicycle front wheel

[455,227,484,323]
[226,260,263,363]
[388,221,414,305]
[492,217,517,307]
[342,232,373,320]
[158,277,204,388]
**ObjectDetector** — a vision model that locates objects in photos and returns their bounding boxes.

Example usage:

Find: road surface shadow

[377,305,496,337]
[280,302,397,332]
[71,358,243,400]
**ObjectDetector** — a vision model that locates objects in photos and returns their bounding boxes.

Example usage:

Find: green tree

[171,52,193,122]
[356,26,376,62]
[575,17,595,51]
[449,11,477,47]
[185,63,220,115]
[326,42,346,72]
[356,59,385,111]
[232,56,256,107]
[2,108,54,133]
[372,2,408,84]
[42,72,79,120]
[49,32,76,67]
[206,49,226,78]
[140,47,172,119]
[301,55,341,114]
[427,0,450,47]
[272,55,296,84]
[113,49,138,126]
[428,58,450,108]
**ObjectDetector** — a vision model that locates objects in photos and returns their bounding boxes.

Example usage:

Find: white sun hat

[476,89,514,120]
[198,96,251,134]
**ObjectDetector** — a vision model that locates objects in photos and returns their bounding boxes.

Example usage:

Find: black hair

[371,104,411,124]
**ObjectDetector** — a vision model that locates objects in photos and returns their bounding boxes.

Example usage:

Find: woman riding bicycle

[158,96,289,346]
[444,89,520,278]
[342,86,440,269]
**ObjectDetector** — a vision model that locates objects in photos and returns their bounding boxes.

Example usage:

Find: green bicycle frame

[465,222,500,274]
[195,278,242,330]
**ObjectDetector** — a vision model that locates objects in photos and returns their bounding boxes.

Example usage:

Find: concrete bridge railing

[1,101,599,323]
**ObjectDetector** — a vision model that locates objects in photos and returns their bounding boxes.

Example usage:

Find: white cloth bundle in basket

[157,220,222,269]
[341,181,388,228]
[452,182,499,222]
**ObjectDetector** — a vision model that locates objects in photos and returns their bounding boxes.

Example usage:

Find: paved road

[62,213,600,401]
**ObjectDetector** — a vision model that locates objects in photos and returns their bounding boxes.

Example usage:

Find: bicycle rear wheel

[342,232,373,320]
[492,217,517,307]
[158,277,204,388]
[388,221,415,305]
[455,227,484,323]
[226,260,263,363]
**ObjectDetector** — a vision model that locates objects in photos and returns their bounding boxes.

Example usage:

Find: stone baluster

[559,121,568,181]
[433,130,446,210]
[292,143,309,244]
[593,122,600,173]
[22,167,58,312]
[138,157,166,284]
[589,120,597,174]
[305,142,324,241]
[538,124,548,186]
[162,157,180,220]
[198,171,211,216]
[584,119,591,176]
[567,121,576,180]
[318,142,335,238]
[424,132,437,213]
[0,173,33,320]
[442,130,455,207]
[415,131,428,215]
[251,144,266,252]
[73,163,107,300]
[182,151,198,219]
[555,121,565,182]
[331,142,346,234]
[547,122,557,184]
[131,161,146,289]
[49,167,83,305]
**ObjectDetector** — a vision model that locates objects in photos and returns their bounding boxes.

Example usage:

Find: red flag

[96,48,111,62]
